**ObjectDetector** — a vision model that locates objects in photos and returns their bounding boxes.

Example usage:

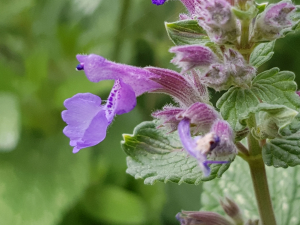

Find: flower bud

[195,0,240,44]
[176,210,233,225]
[220,198,244,224]
[251,1,297,42]
[170,45,220,72]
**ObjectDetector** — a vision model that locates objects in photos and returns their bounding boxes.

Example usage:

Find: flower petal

[76,54,162,96]
[62,93,109,153]
[105,79,136,122]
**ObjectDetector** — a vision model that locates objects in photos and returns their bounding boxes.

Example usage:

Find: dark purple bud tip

[152,0,167,5]
[76,63,84,71]
[209,135,220,151]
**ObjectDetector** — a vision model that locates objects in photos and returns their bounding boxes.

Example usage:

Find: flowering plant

[62,0,300,224]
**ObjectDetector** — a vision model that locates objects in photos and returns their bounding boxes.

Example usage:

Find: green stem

[247,117,277,225]
[239,20,250,61]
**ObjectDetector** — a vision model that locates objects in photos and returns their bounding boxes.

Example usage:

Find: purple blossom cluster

[62,0,299,176]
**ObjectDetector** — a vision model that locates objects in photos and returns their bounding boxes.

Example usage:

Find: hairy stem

[247,117,277,225]
[239,20,250,61]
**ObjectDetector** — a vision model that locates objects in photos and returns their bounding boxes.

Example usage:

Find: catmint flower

[169,45,220,72]
[176,210,233,225]
[153,102,221,134]
[76,54,162,96]
[178,118,232,176]
[251,1,297,42]
[152,0,167,5]
[62,79,136,153]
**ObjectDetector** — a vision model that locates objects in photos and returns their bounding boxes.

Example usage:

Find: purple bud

[169,45,220,72]
[195,0,240,44]
[297,90,300,97]
[152,0,167,5]
[252,1,296,41]
[176,210,233,225]
[220,198,244,224]
[209,119,237,159]
[201,49,256,91]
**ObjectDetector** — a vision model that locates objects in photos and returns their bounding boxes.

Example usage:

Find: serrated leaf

[280,114,300,137]
[201,157,300,225]
[216,87,260,132]
[240,103,298,140]
[250,41,275,68]
[252,68,300,110]
[122,121,231,185]
[263,135,300,168]
[218,68,300,134]
[165,20,210,46]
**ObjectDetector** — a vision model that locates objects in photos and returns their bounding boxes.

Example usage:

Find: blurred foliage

[1,0,300,224]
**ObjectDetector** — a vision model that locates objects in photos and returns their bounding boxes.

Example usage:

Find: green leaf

[165,20,210,46]
[240,103,298,140]
[256,2,268,14]
[216,87,260,132]
[82,185,147,224]
[232,5,258,21]
[263,135,300,168]
[0,92,20,151]
[122,121,232,185]
[0,135,90,225]
[262,114,300,168]
[252,68,300,110]
[217,68,300,134]
[201,157,300,224]
[250,41,275,68]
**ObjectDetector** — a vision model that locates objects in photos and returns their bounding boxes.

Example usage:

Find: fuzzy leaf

[122,121,231,185]
[240,103,298,140]
[252,68,300,110]
[263,135,300,168]
[165,20,210,45]
[250,41,275,68]
[201,157,300,224]
[216,87,260,132]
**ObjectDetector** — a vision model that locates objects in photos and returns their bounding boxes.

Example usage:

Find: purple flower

[76,54,162,96]
[178,118,232,176]
[62,79,136,153]
[169,45,220,72]
[153,102,220,134]
[252,1,296,41]
[152,0,167,5]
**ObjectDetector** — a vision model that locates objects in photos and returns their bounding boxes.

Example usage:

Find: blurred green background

[0,0,300,224]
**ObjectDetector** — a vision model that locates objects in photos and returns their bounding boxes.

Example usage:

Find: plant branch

[247,115,277,225]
